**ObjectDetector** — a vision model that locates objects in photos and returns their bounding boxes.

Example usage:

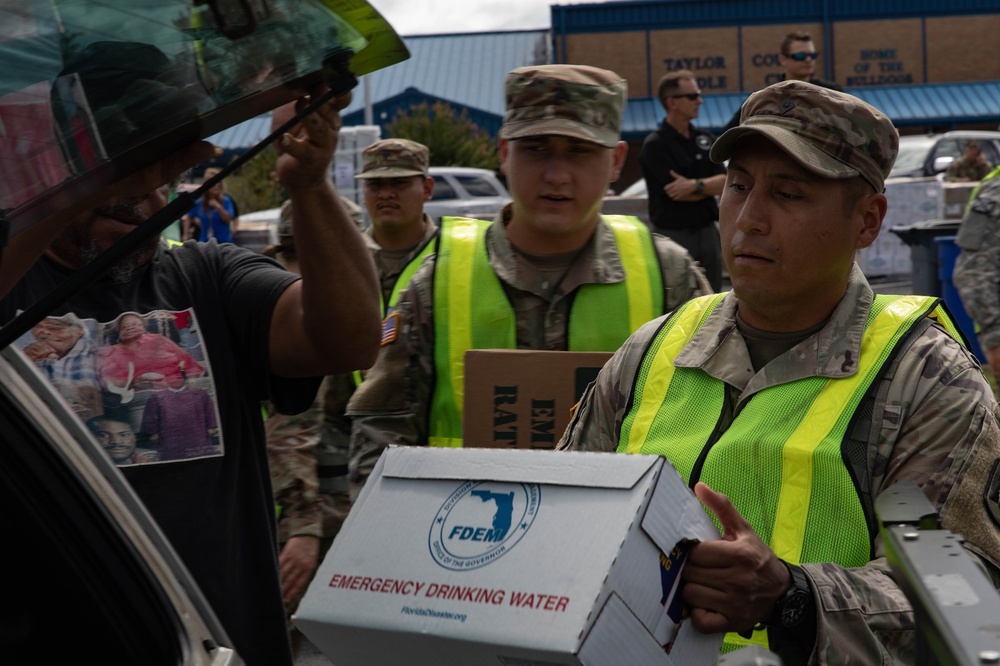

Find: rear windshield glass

[455,175,500,197]
[0,0,407,233]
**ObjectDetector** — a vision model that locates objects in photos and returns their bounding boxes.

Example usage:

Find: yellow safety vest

[619,292,964,653]
[353,236,436,386]
[428,215,664,448]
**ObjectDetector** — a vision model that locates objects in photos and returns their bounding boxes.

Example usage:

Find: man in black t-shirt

[640,69,727,290]
[0,89,381,666]
[722,30,844,134]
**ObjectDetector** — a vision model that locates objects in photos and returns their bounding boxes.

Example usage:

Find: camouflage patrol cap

[355,138,429,179]
[500,64,626,148]
[710,80,898,192]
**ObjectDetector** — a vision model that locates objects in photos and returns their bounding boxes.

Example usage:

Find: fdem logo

[428,481,541,571]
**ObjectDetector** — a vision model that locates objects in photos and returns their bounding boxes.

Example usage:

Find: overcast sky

[374,0,555,36]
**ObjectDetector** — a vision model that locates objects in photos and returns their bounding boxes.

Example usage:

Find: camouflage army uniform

[322,214,438,505]
[346,206,711,494]
[954,172,1000,351]
[363,214,438,307]
[945,153,993,182]
[263,392,324,632]
[562,80,1000,664]
[558,265,1000,663]
[264,396,324,546]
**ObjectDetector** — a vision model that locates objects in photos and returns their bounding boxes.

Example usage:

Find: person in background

[260,202,342,659]
[640,70,727,291]
[953,164,1000,381]
[722,30,842,133]
[559,80,1000,664]
[182,166,241,242]
[260,138,440,630]
[346,64,711,496]
[945,140,993,183]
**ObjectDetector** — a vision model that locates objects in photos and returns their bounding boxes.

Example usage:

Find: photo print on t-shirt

[14,308,224,467]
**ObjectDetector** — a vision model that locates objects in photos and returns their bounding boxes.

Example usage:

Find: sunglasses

[669,92,702,101]
[786,51,819,61]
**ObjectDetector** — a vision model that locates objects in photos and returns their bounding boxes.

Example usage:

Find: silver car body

[423,166,511,221]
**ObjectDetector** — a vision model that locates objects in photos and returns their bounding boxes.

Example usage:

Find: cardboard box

[294,447,724,666]
[462,349,613,449]
[942,182,976,219]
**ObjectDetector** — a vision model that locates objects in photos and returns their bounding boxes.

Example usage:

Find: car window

[931,139,962,163]
[431,175,458,201]
[978,142,1000,168]
[454,174,500,197]
[890,137,935,176]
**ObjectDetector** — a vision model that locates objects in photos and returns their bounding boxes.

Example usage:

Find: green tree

[225,145,285,214]
[385,101,498,169]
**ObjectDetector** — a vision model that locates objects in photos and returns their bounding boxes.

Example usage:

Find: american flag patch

[380,312,400,346]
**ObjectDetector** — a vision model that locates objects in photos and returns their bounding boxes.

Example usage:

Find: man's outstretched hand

[681,482,791,634]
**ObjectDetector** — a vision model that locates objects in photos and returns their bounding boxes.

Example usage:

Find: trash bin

[889,219,961,297]
[936,235,986,364]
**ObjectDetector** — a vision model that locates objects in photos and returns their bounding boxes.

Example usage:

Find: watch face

[780,591,809,627]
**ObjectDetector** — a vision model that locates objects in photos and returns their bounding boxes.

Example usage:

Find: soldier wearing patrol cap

[260,150,433,653]
[355,137,439,312]
[559,80,1000,664]
[345,64,711,498]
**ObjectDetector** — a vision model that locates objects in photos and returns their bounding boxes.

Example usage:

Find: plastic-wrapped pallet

[332,125,381,226]
[860,176,943,279]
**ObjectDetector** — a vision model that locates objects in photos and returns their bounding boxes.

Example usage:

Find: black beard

[77,198,159,284]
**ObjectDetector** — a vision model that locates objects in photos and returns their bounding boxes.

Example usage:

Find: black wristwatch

[766,561,814,629]
[694,178,705,194]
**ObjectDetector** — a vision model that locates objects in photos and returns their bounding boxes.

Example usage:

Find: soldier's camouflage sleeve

[264,399,324,543]
[804,324,1000,663]
[318,372,355,540]
[954,176,1000,351]
[559,315,1000,664]
[652,234,714,309]
[346,260,437,499]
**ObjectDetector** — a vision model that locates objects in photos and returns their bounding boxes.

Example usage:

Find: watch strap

[767,561,815,630]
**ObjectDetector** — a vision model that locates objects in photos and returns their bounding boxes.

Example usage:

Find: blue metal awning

[622,80,1000,141]
[212,78,1000,150]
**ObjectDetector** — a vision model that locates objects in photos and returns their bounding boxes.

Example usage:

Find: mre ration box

[463,349,614,449]
[293,447,724,666]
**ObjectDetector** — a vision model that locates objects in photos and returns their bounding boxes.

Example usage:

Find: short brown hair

[657,70,695,105]
[780,31,812,56]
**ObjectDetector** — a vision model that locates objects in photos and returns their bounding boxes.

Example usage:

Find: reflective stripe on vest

[570,215,664,350]
[619,292,958,653]
[428,215,664,448]
[353,236,436,387]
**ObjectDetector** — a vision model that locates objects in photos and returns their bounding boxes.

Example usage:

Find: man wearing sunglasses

[778,31,842,91]
[640,69,728,291]
[724,31,842,133]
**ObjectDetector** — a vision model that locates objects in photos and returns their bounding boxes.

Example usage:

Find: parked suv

[889,131,1000,179]
[423,167,511,221]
